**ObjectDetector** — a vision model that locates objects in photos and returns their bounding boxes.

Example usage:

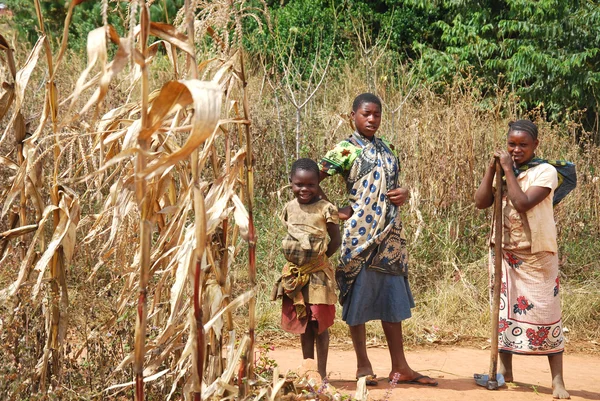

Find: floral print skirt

[489,247,564,355]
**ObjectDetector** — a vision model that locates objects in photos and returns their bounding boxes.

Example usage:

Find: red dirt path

[269,346,600,400]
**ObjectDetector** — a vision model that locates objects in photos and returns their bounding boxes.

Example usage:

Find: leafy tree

[408,0,600,131]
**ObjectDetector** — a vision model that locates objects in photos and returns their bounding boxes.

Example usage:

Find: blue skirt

[342,267,415,326]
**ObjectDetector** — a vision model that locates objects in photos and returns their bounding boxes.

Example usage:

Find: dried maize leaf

[60,189,80,263]
[1,162,27,217]
[0,83,15,121]
[211,334,248,399]
[79,34,131,117]
[231,194,249,240]
[0,205,55,300]
[0,33,16,78]
[0,155,18,170]
[31,190,80,299]
[204,289,254,332]
[53,0,87,73]
[139,80,192,141]
[168,226,196,325]
[0,36,45,145]
[141,80,222,178]
[69,26,111,108]
[203,279,224,337]
[149,22,195,56]
[0,224,38,241]
[104,369,169,393]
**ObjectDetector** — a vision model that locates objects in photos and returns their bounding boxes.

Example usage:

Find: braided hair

[508,120,538,140]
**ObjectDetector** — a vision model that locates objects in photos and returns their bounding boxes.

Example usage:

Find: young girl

[272,158,341,379]
[318,93,437,387]
[475,120,576,399]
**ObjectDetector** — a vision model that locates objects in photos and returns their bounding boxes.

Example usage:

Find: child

[272,158,341,379]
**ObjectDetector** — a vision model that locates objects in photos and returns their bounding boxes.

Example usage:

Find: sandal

[357,374,378,386]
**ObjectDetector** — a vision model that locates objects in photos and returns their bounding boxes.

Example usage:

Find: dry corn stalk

[0,0,265,398]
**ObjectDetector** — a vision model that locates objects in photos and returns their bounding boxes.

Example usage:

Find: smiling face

[352,102,381,139]
[290,168,320,204]
[507,130,539,167]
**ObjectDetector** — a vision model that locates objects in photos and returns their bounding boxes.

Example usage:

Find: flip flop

[394,374,438,387]
[357,374,378,386]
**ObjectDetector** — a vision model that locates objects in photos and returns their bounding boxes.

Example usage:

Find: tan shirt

[494,163,558,253]
[281,199,339,304]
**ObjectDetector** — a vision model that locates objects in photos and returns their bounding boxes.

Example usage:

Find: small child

[272,158,341,379]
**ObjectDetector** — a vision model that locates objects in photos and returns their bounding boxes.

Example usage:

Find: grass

[0,3,599,399]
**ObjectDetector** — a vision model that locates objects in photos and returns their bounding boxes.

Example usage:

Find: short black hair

[352,93,382,112]
[508,119,538,140]
[290,158,320,179]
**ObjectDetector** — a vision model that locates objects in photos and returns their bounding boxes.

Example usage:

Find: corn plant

[0,0,268,399]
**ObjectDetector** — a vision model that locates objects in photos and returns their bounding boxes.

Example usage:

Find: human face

[351,102,381,139]
[507,130,538,167]
[290,169,319,204]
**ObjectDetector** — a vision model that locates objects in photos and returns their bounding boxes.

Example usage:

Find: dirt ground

[269,344,600,401]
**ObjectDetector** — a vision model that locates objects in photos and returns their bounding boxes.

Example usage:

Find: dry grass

[247,65,600,348]
[0,1,599,400]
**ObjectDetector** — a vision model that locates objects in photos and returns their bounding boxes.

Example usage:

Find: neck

[356,131,375,141]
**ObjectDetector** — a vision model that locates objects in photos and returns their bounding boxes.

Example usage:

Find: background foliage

[1,1,599,399]
[240,0,600,138]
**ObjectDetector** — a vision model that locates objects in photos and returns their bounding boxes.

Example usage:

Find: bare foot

[499,352,513,382]
[498,367,513,383]
[552,376,570,399]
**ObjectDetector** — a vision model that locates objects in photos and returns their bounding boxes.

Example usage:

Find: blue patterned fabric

[320,132,408,305]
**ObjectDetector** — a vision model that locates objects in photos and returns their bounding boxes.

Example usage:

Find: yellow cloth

[279,254,332,319]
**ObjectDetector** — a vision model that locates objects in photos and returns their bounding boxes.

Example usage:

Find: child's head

[506,120,539,166]
[351,93,382,138]
[290,158,320,204]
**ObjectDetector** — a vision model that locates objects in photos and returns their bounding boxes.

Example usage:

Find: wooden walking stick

[486,157,504,390]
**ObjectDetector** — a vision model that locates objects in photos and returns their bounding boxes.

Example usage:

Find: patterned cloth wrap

[280,254,331,319]
[320,132,408,304]
[490,248,564,354]
[511,157,577,205]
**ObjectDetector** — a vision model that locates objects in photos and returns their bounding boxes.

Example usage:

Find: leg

[381,321,437,385]
[498,352,513,382]
[315,327,329,379]
[300,322,316,360]
[349,324,374,379]
[549,353,569,399]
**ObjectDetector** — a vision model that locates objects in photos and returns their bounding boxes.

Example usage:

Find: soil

[268,344,600,401]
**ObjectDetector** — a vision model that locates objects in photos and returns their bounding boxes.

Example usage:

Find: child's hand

[338,206,354,220]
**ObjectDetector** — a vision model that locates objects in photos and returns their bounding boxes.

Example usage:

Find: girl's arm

[474,156,497,209]
[497,150,551,213]
[318,170,331,202]
[325,222,341,258]
[319,170,354,220]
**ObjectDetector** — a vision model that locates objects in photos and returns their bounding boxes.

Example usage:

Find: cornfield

[0,0,269,399]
